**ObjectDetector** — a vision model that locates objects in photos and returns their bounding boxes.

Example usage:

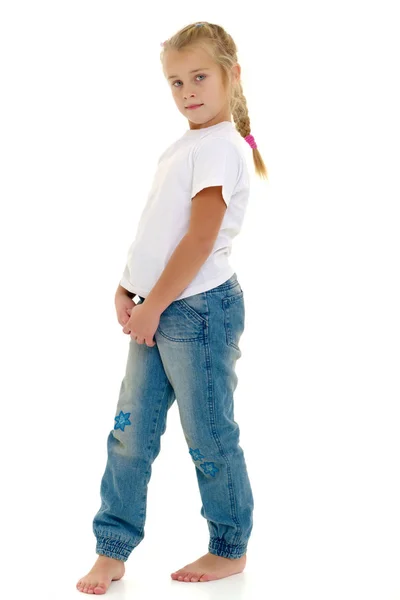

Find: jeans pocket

[157,293,208,342]
[176,293,209,327]
[222,290,245,350]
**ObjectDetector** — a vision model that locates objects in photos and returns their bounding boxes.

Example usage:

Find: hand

[115,293,135,327]
[122,303,160,347]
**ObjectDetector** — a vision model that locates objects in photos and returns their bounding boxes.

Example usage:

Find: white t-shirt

[119,120,250,301]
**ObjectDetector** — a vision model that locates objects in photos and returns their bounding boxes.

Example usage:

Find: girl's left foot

[171,551,246,583]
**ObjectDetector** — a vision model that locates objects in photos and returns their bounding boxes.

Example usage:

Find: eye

[172,74,206,87]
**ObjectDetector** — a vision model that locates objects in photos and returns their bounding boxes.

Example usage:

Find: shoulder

[193,134,246,162]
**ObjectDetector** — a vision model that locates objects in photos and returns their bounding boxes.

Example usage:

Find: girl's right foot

[76,555,125,594]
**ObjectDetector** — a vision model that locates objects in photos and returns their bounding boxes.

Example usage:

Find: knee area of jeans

[109,429,145,458]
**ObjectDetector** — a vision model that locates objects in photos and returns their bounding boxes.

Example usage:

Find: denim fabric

[92,273,254,561]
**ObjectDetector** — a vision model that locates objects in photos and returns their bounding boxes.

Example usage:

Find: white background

[1,2,399,599]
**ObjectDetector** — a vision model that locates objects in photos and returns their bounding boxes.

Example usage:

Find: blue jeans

[92,273,254,561]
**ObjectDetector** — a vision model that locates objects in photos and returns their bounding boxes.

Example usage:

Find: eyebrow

[167,68,210,80]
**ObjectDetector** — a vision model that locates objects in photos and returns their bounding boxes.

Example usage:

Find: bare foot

[171,551,246,583]
[76,555,125,594]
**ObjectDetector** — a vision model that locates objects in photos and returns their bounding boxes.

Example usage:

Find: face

[163,45,240,130]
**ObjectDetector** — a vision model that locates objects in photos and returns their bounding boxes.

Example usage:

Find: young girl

[77,21,267,594]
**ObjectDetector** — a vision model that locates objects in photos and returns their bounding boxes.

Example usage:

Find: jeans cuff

[208,537,247,559]
[96,536,133,562]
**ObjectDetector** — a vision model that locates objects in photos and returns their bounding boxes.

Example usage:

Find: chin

[189,113,210,123]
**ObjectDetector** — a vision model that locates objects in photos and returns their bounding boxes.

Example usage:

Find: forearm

[144,234,212,315]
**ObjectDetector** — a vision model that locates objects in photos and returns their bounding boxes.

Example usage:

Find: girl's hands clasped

[123,303,159,347]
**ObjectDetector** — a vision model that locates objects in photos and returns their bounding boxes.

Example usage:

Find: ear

[232,63,241,84]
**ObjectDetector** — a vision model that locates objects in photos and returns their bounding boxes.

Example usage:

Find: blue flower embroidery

[189,447,205,462]
[114,410,132,431]
[200,461,219,477]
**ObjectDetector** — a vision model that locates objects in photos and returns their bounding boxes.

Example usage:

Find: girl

[77,20,268,594]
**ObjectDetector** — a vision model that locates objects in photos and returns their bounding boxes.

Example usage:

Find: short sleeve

[191,137,243,207]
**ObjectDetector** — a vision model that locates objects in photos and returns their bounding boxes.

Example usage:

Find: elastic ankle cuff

[95,536,133,561]
[209,537,247,559]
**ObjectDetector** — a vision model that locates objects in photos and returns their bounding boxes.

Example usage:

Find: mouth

[186,104,203,110]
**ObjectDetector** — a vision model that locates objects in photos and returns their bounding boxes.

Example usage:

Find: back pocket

[222,290,245,350]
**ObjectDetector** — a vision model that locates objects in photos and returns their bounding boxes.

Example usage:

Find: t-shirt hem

[120,267,235,301]
[119,277,136,294]
[176,268,235,300]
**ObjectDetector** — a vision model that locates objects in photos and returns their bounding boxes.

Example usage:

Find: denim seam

[144,377,169,462]
[222,294,244,351]
[203,294,243,548]
[176,298,208,326]
[136,378,171,536]
[157,326,206,343]
[205,278,240,295]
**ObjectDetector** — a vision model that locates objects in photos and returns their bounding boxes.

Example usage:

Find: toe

[171,569,181,578]
[199,573,210,582]
[190,574,200,582]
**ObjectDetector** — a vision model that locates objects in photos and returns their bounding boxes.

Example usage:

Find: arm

[144,234,212,315]
[144,185,227,315]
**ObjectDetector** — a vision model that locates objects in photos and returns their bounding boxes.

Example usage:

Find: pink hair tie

[244,134,257,149]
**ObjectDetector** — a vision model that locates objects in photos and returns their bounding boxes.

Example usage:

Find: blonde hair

[160,21,268,180]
